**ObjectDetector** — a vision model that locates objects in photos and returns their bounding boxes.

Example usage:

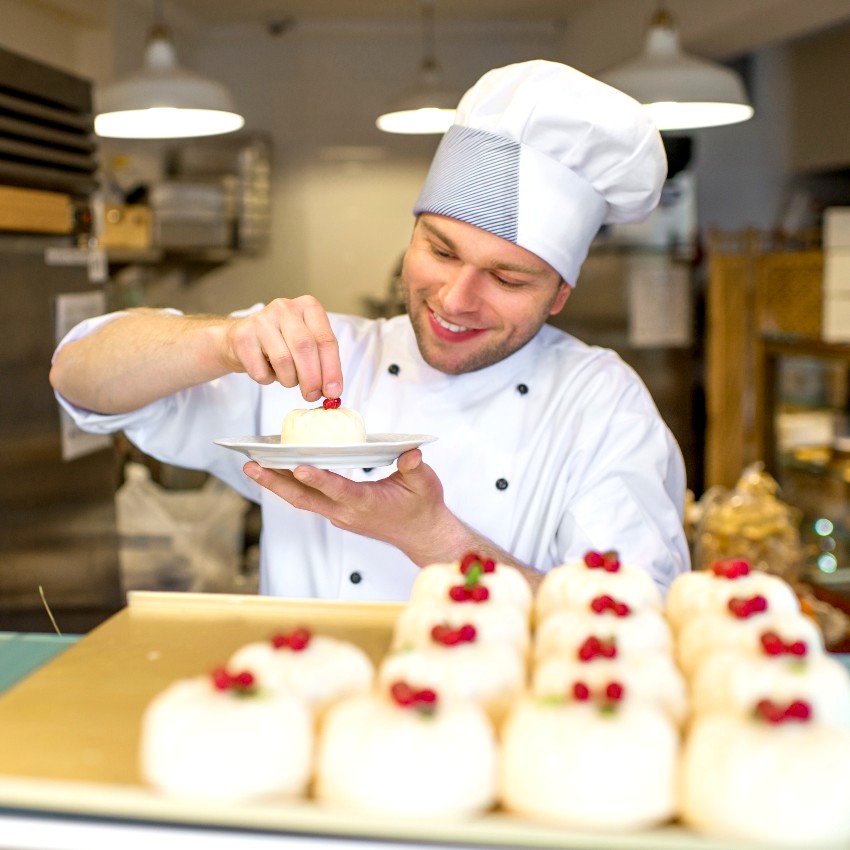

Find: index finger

[276,298,342,401]
[303,301,344,400]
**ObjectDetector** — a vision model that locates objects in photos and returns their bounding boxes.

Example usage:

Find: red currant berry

[390,681,416,706]
[590,595,611,614]
[789,640,808,656]
[573,681,591,701]
[599,640,617,659]
[449,585,469,602]
[613,602,630,617]
[760,631,785,655]
[785,700,811,720]
[415,688,437,705]
[459,624,477,642]
[459,553,480,574]
[584,551,605,568]
[211,667,232,690]
[605,681,624,701]
[482,558,496,573]
[469,585,490,603]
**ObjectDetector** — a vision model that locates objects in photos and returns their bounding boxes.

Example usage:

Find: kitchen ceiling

[166,0,850,60]
[39,0,850,60]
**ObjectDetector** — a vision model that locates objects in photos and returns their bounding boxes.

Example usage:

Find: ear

[548,280,572,316]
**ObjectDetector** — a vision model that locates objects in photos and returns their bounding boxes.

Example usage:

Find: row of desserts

[139,551,850,846]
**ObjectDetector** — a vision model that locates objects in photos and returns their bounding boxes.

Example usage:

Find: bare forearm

[50,308,232,414]
[405,508,545,591]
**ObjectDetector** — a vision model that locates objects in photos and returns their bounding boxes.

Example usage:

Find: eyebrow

[420,218,550,277]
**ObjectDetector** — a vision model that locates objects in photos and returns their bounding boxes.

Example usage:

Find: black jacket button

[349,571,362,584]
[496,478,509,490]
[517,383,528,395]
[388,363,400,375]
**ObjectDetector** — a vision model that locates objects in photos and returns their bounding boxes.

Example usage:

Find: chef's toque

[413,60,667,286]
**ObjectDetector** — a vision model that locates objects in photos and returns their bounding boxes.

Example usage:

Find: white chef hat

[413,60,667,286]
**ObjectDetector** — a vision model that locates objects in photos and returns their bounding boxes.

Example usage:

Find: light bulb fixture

[376,0,459,135]
[94,2,244,139]
[599,5,754,131]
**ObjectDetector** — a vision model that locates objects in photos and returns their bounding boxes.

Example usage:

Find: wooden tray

[0,592,822,849]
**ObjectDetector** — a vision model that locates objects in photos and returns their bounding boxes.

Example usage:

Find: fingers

[274,297,340,402]
[396,448,423,475]
[227,297,342,400]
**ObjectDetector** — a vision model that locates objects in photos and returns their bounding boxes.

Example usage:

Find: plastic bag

[116,462,249,594]
[691,462,805,582]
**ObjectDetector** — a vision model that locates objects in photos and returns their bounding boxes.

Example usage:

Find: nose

[438,264,482,315]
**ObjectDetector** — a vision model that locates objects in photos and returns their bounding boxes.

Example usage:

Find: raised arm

[50,296,343,414]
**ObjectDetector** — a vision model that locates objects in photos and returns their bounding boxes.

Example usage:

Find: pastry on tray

[139,665,313,801]
[228,626,374,713]
[314,680,498,819]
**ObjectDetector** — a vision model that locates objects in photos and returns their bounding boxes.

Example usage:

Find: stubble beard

[402,275,555,376]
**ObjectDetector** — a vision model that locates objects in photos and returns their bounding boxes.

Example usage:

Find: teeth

[433,311,471,333]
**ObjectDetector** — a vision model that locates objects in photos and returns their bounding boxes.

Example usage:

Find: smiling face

[401,214,571,375]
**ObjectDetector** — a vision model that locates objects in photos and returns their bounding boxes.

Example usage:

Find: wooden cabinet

[705,229,822,489]
[757,336,850,589]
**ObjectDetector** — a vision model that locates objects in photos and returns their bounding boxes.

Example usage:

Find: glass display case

[758,336,850,592]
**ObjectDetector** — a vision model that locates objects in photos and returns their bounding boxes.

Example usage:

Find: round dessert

[675,604,824,681]
[391,598,530,660]
[680,707,850,846]
[500,689,679,830]
[139,666,313,801]
[314,681,498,819]
[280,397,366,445]
[410,552,533,620]
[378,621,525,724]
[228,627,374,713]
[534,550,662,626]
[532,650,688,727]
[665,559,800,634]
[533,602,673,664]
[689,636,850,728]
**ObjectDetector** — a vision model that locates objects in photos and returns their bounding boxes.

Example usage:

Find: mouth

[427,308,484,343]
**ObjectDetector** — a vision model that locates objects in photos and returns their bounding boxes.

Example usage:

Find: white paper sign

[54,290,113,461]
[627,257,692,348]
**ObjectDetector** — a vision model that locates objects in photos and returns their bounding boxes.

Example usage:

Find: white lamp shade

[95,33,244,139]
[376,63,459,135]
[600,20,754,131]
[376,85,458,134]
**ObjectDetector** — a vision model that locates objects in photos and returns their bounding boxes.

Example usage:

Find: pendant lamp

[94,2,244,139]
[599,5,754,131]
[376,0,460,135]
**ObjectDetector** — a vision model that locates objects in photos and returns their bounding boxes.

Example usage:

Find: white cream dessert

[315,680,498,819]
[665,558,800,634]
[228,627,374,713]
[500,690,679,830]
[410,553,533,621]
[532,651,688,728]
[675,604,824,681]
[280,397,366,445]
[139,666,313,801]
[378,621,525,724]
[689,636,850,728]
[533,603,673,664]
[392,597,530,660]
[534,550,662,626]
[680,707,850,846]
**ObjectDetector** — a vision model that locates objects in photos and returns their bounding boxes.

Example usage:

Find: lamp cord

[420,0,437,70]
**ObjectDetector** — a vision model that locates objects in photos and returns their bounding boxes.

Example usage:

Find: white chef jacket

[54,308,690,601]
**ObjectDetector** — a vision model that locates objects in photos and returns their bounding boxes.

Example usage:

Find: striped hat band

[413,124,607,286]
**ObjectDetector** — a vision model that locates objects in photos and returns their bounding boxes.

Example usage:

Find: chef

[50,60,690,599]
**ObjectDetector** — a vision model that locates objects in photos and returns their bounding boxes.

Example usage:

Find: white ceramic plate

[214,433,438,470]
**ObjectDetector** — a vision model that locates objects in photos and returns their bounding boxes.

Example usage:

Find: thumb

[396,448,423,476]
